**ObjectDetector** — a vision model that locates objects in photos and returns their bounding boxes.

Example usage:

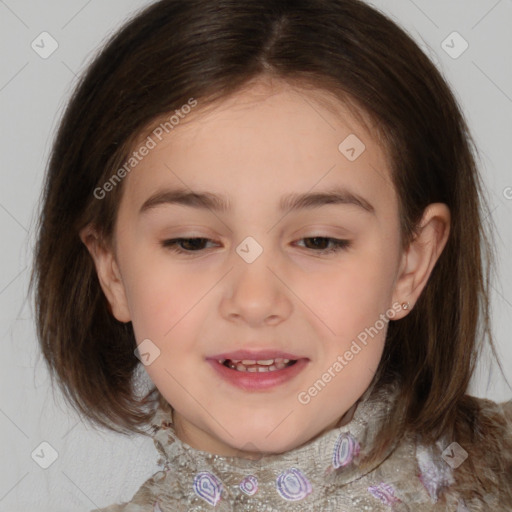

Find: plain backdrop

[0,1,511,510]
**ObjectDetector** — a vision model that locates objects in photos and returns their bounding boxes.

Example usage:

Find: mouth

[206,351,309,391]
[217,357,297,373]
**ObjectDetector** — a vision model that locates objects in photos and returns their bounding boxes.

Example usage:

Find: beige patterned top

[92,382,512,511]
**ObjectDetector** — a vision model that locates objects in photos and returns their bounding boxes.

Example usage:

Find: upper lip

[208,349,307,361]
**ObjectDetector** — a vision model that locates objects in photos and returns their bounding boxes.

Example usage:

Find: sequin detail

[275,467,312,501]
[239,475,258,496]
[193,471,223,506]
[332,432,360,468]
[368,482,400,505]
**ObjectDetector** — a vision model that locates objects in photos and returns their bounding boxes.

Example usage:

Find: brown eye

[161,237,217,253]
[296,237,351,254]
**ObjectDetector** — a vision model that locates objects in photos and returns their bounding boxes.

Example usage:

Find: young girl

[31,0,512,510]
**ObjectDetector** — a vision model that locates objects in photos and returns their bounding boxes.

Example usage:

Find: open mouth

[218,358,298,373]
[208,356,308,391]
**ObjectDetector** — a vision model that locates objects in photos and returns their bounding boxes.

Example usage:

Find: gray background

[0,0,511,510]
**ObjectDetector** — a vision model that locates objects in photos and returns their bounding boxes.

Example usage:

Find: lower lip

[207,359,309,391]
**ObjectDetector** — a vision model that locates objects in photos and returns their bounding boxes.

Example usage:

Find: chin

[226,424,310,456]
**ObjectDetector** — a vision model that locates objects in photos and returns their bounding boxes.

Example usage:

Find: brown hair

[31,0,509,484]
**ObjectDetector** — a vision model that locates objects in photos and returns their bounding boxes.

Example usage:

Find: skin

[81,78,450,458]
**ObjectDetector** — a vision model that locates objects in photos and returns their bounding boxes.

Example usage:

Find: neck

[171,399,361,459]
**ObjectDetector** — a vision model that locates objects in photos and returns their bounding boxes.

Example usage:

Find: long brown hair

[30,0,508,485]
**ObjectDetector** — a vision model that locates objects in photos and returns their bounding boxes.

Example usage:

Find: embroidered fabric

[93,382,477,511]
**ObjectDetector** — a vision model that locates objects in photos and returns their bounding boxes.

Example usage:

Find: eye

[294,237,351,254]
[161,236,351,255]
[161,237,217,253]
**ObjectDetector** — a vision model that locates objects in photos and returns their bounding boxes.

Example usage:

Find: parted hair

[31,0,508,486]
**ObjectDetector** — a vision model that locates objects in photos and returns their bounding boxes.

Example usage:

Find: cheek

[301,243,393,372]
[340,237,399,318]
[328,342,384,401]
[306,255,390,331]
[122,249,215,342]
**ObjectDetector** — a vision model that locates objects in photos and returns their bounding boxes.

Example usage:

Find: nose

[219,245,293,327]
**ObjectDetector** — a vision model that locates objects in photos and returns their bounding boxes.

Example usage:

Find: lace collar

[148,381,401,508]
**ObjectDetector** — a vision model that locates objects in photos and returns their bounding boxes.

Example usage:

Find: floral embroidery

[275,467,313,501]
[368,482,401,505]
[332,432,360,469]
[193,471,223,506]
[416,443,454,502]
[239,475,258,496]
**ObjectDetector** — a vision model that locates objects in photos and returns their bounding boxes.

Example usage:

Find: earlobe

[79,226,132,323]
[391,203,451,318]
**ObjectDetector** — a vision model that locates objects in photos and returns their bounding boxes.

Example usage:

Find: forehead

[120,80,396,218]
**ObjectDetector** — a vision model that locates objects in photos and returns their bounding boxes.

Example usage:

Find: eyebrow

[139,186,375,215]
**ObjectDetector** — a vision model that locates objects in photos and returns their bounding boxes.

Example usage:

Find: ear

[79,225,131,323]
[391,203,450,319]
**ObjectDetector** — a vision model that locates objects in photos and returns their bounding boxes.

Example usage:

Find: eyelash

[160,237,351,255]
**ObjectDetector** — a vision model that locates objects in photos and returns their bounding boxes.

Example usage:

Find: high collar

[148,381,402,508]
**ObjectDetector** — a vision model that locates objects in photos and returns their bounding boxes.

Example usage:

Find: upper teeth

[217,358,292,372]
[218,358,290,365]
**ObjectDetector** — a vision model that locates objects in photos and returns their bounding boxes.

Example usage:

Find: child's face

[88,79,446,457]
